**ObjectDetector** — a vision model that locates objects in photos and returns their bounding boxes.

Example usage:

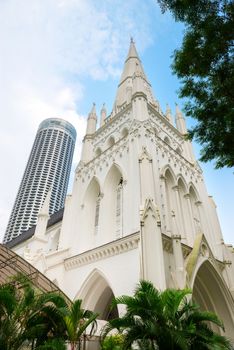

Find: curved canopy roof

[0,243,69,300]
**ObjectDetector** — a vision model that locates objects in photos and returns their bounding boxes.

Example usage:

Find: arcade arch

[177,177,188,239]
[193,260,234,338]
[99,164,123,242]
[189,185,201,234]
[164,168,177,234]
[77,269,119,321]
[83,177,101,240]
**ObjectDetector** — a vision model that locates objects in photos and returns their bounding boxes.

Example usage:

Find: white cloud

[0,0,159,240]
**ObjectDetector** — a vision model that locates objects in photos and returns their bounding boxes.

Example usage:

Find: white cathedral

[8,40,234,341]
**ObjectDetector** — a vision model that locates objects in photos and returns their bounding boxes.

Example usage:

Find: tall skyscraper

[3,118,76,243]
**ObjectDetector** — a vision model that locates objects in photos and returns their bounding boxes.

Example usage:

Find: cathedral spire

[86,103,97,135]
[175,104,195,162]
[100,103,107,127]
[175,104,187,134]
[81,103,97,163]
[119,38,147,87]
[39,189,51,216]
[34,189,51,238]
[165,103,173,124]
[112,39,156,115]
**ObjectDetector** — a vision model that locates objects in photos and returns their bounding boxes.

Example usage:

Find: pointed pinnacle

[166,103,171,114]
[126,38,138,61]
[101,103,106,112]
[175,103,181,114]
[90,102,96,115]
[39,189,51,216]
[175,104,184,119]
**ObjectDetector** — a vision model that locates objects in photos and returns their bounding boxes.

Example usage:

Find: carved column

[224,260,234,299]
[172,185,183,236]
[139,147,155,204]
[160,175,171,234]
[195,200,205,234]
[172,234,185,289]
[184,193,196,243]
[140,199,166,290]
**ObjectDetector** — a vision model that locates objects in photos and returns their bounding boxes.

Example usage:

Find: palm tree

[102,280,232,350]
[0,282,20,350]
[0,274,67,350]
[63,299,98,350]
[0,274,98,350]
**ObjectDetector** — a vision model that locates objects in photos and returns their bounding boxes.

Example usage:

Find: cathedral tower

[8,41,234,343]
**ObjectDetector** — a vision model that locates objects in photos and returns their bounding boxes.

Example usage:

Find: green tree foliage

[35,338,67,350]
[101,334,124,350]
[0,274,98,350]
[0,275,67,349]
[158,0,234,168]
[102,280,232,350]
[63,299,98,350]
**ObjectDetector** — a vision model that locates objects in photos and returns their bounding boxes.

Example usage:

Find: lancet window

[94,193,101,235]
[116,177,123,239]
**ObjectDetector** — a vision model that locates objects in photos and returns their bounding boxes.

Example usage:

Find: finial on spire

[34,189,51,238]
[175,103,182,117]
[166,103,171,112]
[89,102,96,115]
[100,103,107,127]
[175,103,187,133]
[39,189,51,217]
[165,103,173,124]
[130,37,134,44]
[86,102,97,134]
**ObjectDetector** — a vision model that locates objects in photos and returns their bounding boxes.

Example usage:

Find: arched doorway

[77,269,119,321]
[193,260,234,339]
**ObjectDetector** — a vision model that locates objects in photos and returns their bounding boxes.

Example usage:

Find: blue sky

[0,0,233,244]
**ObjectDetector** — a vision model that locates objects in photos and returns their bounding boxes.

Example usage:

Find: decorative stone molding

[185,233,223,284]
[162,234,173,254]
[200,242,209,258]
[139,146,152,163]
[172,234,182,240]
[93,108,131,143]
[77,138,128,179]
[182,244,192,259]
[217,260,226,272]
[64,233,140,270]
[162,233,191,258]
[140,198,161,226]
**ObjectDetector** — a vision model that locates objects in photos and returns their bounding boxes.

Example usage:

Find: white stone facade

[10,41,234,342]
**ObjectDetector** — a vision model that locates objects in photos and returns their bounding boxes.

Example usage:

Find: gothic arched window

[94,194,101,235]
[116,177,123,239]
